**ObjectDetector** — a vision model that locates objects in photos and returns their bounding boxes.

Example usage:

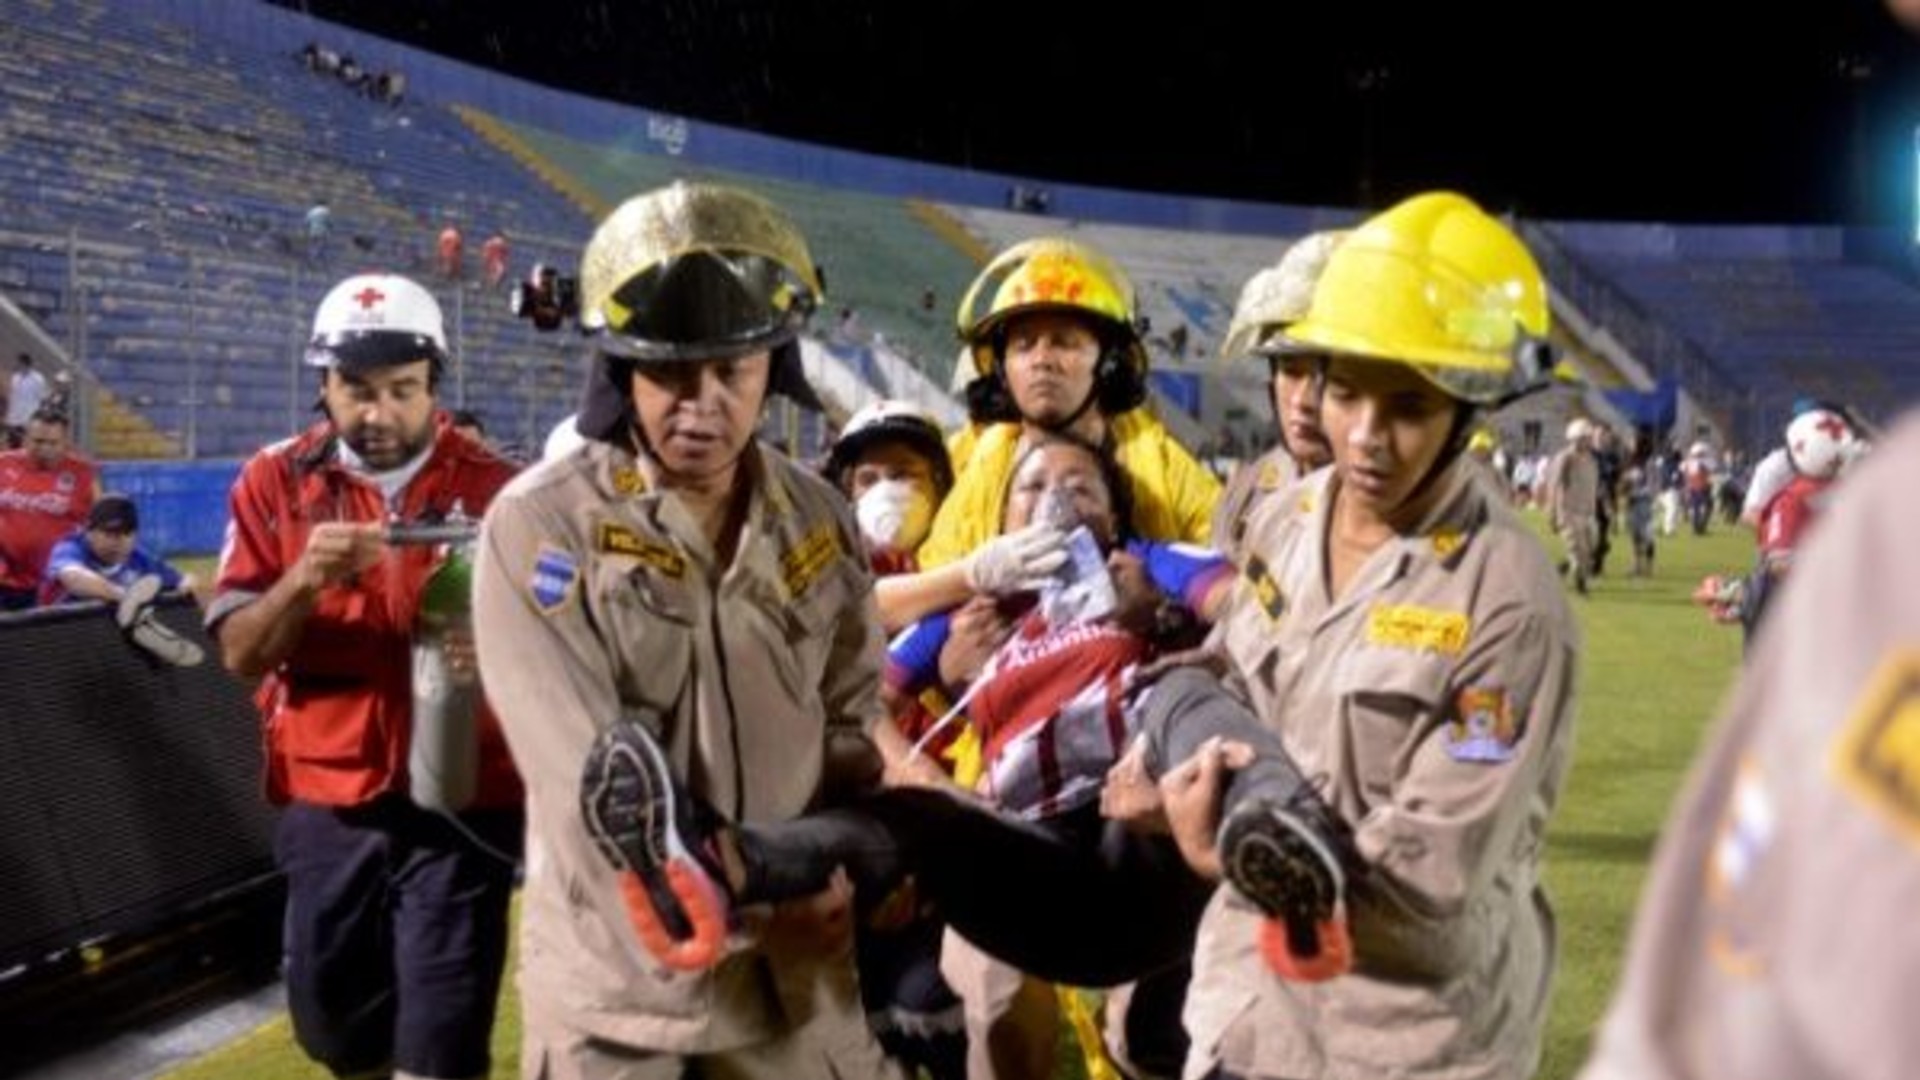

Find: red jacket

[211,419,523,808]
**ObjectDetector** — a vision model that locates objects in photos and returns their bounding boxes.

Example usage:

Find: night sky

[285,0,1920,225]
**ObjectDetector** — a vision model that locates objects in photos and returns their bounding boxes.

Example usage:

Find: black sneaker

[581,720,730,971]
[1219,794,1351,974]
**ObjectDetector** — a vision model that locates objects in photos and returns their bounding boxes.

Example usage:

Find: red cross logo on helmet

[352,286,386,310]
[1815,413,1848,441]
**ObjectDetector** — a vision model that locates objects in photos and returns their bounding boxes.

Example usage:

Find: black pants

[277,795,521,1079]
[738,667,1309,989]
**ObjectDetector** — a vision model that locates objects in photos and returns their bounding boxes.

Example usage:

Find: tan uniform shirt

[1193,463,1581,1080]
[1211,445,1305,566]
[474,438,886,1053]
[1547,446,1599,528]
[1579,414,1920,1080]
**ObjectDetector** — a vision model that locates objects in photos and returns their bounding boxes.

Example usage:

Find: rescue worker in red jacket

[208,272,523,1080]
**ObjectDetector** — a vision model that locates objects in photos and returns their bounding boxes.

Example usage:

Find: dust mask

[856,479,934,554]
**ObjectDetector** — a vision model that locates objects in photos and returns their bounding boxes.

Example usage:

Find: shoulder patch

[597,523,685,578]
[1256,461,1286,492]
[610,465,646,496]
[782,523,842,598]
[1243,555,1287,623]
[530,546,579,614]
[1367,604,1470,656]
[1429,527,1466,560]
[1832,648,1920,846]
[1444,686,1519,763]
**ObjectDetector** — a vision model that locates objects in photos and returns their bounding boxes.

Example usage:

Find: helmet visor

[306,329,446,370]
[591,249,818,361]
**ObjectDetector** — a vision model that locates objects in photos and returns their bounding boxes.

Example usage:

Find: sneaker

[126,612,206,667]
[580,720,730,972]
[115,573,163,630]
[1219,794,1354,982]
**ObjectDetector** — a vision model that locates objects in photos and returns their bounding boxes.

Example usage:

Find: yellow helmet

[1219,230,1346,363]
[1281,192,1553,406]
[955,237,1146,380]
[578,181,821,361]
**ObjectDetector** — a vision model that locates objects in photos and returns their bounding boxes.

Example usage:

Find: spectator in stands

[378,69,407,107]
[7,353,48,448]
[207,273,523,1080]
[448,408,494,452]
[437,221,463,280]
[481,232,509,287]
[337,53,365,92]
[304,202,331,266]
[37,492,194,605]
[0,408,97,611]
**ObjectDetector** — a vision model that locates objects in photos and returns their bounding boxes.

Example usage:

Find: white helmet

[1785,408,1856,480]
[1565,417,1593,442]
[306,273,449,373]
[824,400,953,494]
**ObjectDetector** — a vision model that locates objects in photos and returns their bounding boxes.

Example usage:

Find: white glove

[964,522,1070,595]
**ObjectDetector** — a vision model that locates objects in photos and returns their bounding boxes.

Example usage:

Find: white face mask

[855,479,934,554]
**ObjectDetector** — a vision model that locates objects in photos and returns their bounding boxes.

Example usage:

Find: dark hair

[1008,429,1137,546]
[28,406,68,428]
[449,408,486,436]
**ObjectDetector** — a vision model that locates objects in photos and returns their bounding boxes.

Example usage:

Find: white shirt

[8,369,47,426]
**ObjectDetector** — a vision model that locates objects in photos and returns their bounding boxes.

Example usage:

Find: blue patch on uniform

[531,547,578,613]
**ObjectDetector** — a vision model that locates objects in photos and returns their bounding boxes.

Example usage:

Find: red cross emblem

[352,286,386,310]
[1815,413,1848,440]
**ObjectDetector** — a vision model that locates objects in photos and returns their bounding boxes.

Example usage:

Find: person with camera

[472,182,900,1080]
[207,272,524,1080]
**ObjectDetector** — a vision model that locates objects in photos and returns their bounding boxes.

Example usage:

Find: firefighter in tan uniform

[472,183,901,1080]
[1578,413,1920,1080]
[1210,231,1342,563]
[1167,192,1582,1080]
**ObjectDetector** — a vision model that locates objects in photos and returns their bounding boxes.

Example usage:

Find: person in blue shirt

[38,492,191,606]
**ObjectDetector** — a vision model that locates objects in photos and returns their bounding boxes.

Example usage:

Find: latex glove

[963,522,1069,595]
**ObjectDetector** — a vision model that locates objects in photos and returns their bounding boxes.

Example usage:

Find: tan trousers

[940,928,1060,1080]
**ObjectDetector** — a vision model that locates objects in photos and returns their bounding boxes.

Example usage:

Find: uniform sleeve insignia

[610,465,647,496]
[1429,527,1466,559]
[597,523,685,579]
[1831,648,1920,847]
[1244,555,1287,623]
[530,546,579,614]
[1367,604,1470,656]
[781,524,842,598]
[1444,686,1519,763]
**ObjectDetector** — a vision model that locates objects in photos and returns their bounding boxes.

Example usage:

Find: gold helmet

[1219,231,1346,363]
[1281,192,1553,406]
[955,237,1147,380]
[575,182,826,438]
[579,181,821,361]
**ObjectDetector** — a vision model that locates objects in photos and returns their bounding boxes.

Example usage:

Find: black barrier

[0,598,275,972]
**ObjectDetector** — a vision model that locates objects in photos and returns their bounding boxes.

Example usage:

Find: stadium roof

[285,0,1920,225]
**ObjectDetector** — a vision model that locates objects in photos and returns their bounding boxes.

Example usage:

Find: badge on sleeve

[530,546,579,614]
[1831,648,1920,845]
[1444,686,1519,763]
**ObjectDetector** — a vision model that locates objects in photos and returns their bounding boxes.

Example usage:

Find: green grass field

[158,513,1753,1080]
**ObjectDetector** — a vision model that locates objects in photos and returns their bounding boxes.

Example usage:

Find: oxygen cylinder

[411,539,479,812]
